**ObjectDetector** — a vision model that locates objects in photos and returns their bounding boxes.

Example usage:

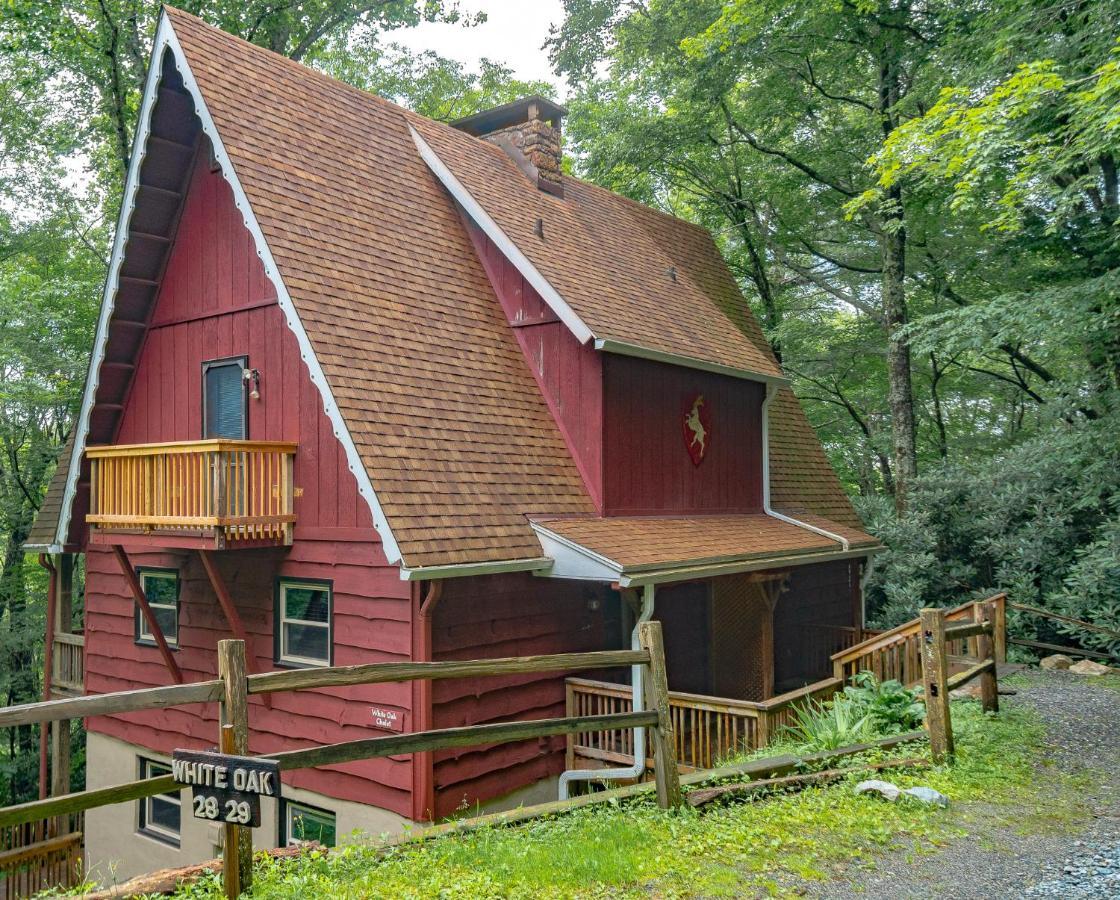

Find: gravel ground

[801,667,1120,899]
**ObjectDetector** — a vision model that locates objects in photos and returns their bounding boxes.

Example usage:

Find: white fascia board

[400,556,553,581]
[593,338,790,388]
[58,13,405,566]
[620,547,877,588]
[530,523,623,582]
[408,124,595,345]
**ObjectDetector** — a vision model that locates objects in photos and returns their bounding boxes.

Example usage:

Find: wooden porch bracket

[113,545,184,684]
[198,550,271,708]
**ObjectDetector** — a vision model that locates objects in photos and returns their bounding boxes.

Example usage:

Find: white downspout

[558,582,656,800]
[761,382,851,551]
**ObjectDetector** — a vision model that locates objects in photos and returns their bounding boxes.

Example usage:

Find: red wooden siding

[429,573,622,819]
[461,214,604,510]
[84,148,415,816]
[602,354,765,515]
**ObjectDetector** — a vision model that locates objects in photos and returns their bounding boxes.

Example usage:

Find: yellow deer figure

[684,395,707,458]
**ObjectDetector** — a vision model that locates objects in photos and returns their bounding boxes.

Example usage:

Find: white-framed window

[138,758,181,846]
[281,799,336,847]
[136,568,179,648]
[275,579,332,667]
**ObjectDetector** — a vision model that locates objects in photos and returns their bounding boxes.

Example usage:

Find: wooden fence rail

[0,628,681,899]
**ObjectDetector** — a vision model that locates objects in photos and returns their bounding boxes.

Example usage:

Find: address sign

[172,749,280,829]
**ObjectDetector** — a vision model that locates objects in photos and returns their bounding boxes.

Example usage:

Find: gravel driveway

[803,668,1120,899]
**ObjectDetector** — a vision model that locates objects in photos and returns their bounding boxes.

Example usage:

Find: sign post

[171,744,280,896]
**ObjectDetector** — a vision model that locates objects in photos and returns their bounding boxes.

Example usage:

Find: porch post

[113,545,184,683]
[51,554,74,807]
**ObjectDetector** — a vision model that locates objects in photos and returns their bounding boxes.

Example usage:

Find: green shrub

[842,672,925,734]
[783,695,874,750]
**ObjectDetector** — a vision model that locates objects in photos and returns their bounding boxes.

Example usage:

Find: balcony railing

[87,440,297,546]
[51,632,84,698]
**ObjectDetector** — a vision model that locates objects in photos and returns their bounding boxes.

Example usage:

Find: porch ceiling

[531,512,880,586]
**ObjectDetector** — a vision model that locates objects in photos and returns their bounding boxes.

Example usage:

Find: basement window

[136,568,179,648]
[281,800,336,847]
[274,579,332,667]
[138,758,181,846]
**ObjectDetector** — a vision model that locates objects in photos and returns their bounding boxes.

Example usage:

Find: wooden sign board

[370,705,405,733]
[172,749,280,829]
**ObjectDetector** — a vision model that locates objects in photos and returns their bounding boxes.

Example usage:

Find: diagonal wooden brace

[113,545,184,684]
[198,551,271,708]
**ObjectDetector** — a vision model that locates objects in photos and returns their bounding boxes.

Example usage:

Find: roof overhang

[531,520,881,587]
[593,338,789,387]
[399,556,553,581]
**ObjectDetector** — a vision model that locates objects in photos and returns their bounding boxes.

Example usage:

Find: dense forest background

[0,0,1116,804]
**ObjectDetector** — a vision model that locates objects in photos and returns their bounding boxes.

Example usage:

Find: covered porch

[531,512,882,774]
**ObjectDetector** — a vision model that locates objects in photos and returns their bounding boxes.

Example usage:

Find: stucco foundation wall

[83,732,411,886]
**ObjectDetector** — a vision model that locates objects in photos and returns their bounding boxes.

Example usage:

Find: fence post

[217,639,252,895]
[991,594,1007,664]
[919,608,953,763]
[638,621,682,809]
[220,724,241,900]
[977,602,1000,714]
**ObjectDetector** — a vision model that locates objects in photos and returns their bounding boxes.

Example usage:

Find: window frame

[279,799,336,848]
[201,355,248,440]
[137,757,181,847]
[273,577,333,668]
[134,567,180,649]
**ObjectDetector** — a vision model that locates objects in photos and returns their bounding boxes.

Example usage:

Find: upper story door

[203,357,247,439]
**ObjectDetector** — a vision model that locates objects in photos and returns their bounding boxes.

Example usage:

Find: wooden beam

[113,545,183,683]
[919,607,953,763]
[944,621,992,641]
[0,680,222,729]
[218,641,253,890]
[200,552,271,709]
[1007,601,1120,642]
[977,602,999,713]
[245,649,649,695]
[946,658,995,691]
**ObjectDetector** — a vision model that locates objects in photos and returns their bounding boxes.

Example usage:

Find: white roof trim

[400,556,553,581]
[409,124,595,345]
[594,338,789,387]
[57,13,404,565]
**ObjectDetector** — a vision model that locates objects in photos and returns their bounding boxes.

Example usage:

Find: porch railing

[0,815,83,899]
[51,633,84,696]
[566,675,842,771]
[86,440,297,545]
[831,594,1007,687]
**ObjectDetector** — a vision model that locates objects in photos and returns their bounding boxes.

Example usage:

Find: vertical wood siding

[602,354,765,515]
[84,150,415,817]
[461,214,604,510]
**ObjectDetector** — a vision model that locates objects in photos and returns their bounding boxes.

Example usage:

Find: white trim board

[56,12,403,565]
[409,124,594,345]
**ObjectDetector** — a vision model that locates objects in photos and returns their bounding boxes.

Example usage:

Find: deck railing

[51,633,84,697]
[566,675,842,771]
[831,594,1007,687]
[87,440,297,545]
[0,815,83,899]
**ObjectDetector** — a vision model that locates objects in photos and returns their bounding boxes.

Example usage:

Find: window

[281,800,336,847]
[275,579,332,667]
[202,356,247,439]
[136,568,179,648]
[138,758,181,845]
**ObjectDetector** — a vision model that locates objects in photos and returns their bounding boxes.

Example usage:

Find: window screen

[203,358,246,439]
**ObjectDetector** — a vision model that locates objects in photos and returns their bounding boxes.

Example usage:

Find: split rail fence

[0,622,681,899]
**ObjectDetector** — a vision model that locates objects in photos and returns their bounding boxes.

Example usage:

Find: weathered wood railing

[0,815,83,898]
[51,632,84,696]
[831,594,1007,687]
[0,628,682,899]
[86,439,297,545]
[566,675,842,770]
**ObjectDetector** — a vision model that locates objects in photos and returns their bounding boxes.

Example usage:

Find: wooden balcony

[86,440,297,549]
[51,632,84,699]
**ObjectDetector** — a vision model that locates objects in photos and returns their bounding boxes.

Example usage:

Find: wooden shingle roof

[27,9,869,565]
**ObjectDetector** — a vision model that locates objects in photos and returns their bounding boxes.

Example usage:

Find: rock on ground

[1068,659,1115,676]
[1039,654,1073,670]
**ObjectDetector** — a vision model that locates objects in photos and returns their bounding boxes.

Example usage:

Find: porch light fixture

[243,367,261,400]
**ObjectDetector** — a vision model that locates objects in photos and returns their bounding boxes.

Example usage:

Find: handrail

[52,632,84,647]
[86,439,298,457]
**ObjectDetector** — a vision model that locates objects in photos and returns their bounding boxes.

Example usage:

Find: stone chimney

[452,96,567,197]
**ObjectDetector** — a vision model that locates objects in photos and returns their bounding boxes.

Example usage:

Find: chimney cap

[451,95,568,137]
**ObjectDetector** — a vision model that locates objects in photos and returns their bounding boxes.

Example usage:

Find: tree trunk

[882,196,916,511]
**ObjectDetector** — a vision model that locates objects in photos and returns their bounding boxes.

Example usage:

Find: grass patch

[135,700,1079,900]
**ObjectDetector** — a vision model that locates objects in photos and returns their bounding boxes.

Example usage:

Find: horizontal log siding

[430,573,622,819]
